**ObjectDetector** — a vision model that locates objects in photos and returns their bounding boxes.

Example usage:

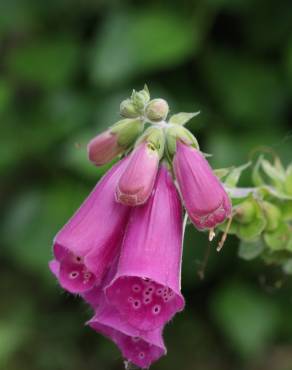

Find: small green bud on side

[261,201,282,232]
[120,99,140,118]
[136,126,165,159]
[165,125,199,157]
[145,99,169,121]
[234,199,256,224]
[131,88,150,111]
[111,118,144,148]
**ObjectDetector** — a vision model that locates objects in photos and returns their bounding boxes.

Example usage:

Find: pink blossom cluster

[49,104,231,368]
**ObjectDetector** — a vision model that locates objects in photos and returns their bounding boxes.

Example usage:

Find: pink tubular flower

[173,141,231,230]
[49,260,166,368]
[116,142,160,206]
[87,130,123,166]
[106,166,185,331]
[52,159,130,294]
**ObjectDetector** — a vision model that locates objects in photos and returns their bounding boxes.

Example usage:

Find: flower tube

[173,141,231,230]
[116,142,160,206]
[106,166,185,331]
[52,159,130,294]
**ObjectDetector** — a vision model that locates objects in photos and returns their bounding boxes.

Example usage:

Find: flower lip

[88,303,166,369]
[105,275,184,331]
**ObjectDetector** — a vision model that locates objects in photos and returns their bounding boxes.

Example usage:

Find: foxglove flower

[50,259,166,368]
[116,142,160,206]
[106,166,185,331]
[173,141,231,230]
[52,159,130,294]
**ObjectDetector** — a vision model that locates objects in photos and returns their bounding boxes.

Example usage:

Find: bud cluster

[218,156,292,273]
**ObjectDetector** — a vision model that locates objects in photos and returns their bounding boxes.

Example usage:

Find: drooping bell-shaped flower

[106,166,185,331]
[52,159,131,294]
[173,141,231,230]
[50,259,166,368]
[116,142,160,206]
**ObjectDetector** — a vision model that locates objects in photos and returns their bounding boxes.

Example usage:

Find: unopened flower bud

[116,142,160,206]
[262,201,281,232]
[145,99,169,121]
[131,89,150,111]
[235,199,256,224]
[88,119,143,166]
[87,130,123,166]
[120,99,140,118]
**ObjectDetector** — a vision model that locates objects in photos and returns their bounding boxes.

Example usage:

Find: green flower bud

[165,125,199,157]
[111,118,144,148]
[136,126,165,159]
[131,88,150,111]
[234,199,256,224]
[145,99,169,121]
[120,99,140,118]
[261,201,282,232]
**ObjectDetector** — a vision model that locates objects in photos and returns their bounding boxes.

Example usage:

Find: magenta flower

[89,305,166,369]
[116,142,159,206]
[106,166,185,331]
[87,130,123,166]
[50,259,166,368]
[52,159,130,293]
[173,141,231,230]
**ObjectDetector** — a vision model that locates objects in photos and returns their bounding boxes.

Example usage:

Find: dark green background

[1,1,292,369]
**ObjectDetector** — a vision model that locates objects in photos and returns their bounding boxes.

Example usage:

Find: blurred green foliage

[1,0,292,369]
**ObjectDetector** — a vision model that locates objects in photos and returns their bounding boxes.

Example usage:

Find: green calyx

[165,125,199,157]
[136,126,165,159]
[111,118,144,148]
[261,201,282,232]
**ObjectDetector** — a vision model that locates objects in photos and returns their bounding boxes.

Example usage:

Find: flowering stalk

[49,85,292,369]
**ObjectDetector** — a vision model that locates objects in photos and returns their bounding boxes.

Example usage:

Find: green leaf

[224,161,251,187]
[284,165,292,195]
[211,282,280,357]
[168,112,200,125]
[238,239,265,260]
[261,159,285,187]
[237,198,267,241]
[252,155,265,186]
[282,259,292,274]
[91,9,199,86]
[6,37,79,89]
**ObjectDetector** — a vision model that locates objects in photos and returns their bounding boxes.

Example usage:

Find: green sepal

[234,198,257,224]
[238,239,265,261]
[281,200,292,221]
[284,165,292,195]
[224,162,251,188]
[136,126,165,158]
[168,112,200,126]
[261,201,281,232]
[263,222,290,251]
[261,159,285,189]
[236,197,267,241]
[111,118,144,147]
[165,125,199,157]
